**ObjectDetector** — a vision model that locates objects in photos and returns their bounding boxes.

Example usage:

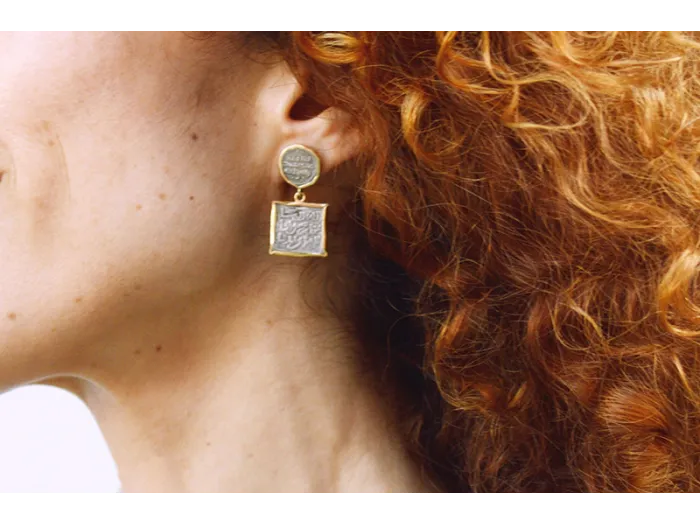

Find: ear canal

[288,93,327,121]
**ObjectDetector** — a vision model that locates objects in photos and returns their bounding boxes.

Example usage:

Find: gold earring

[269,144,328,257]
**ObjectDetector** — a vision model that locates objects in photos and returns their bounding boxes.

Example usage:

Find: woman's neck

[67,261,428,492]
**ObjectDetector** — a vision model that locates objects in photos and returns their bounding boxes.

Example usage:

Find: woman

[1,31,698,492]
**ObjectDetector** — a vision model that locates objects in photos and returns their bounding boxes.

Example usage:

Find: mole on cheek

[191,132,199,141]
[7,312,17,321]
[155,344,162,352]
[136,204,143,211]
[159,193,167,200]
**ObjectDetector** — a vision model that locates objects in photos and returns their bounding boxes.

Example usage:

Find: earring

[269,144,328,257]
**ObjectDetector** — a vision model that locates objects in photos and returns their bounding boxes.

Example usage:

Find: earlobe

[257,61,360,174]
[282,98,360,175]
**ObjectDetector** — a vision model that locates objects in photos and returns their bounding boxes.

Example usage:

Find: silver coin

[279,146,320,189]
[270,202,327,257]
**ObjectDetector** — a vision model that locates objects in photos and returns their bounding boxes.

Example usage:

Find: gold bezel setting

[278,144,321,190]
[269,201,329,258]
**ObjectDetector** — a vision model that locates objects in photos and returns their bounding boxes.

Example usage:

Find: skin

[0,32,428,492]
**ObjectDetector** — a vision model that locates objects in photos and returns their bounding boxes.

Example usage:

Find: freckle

[191,132,198,141]
[265,319,273,327]
[206,441,211,447]
[134,349,142,356]
[136,204,142,211]
[51,327,57,333]
[134,283,143,291]
[164,166,170,174]
[7,312,16,321]
[74,296,83,304]
[247,452,254,459]
[159,193,167,200]
[0,170,4,183]
[41,120,50,132]
[48,139,55,146]
[155,345,162,352]
[189,196,194,201]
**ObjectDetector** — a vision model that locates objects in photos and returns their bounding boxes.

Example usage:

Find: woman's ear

[258,63,361,174]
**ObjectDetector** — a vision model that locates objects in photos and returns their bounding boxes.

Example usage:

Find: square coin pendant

[269,201,328,257]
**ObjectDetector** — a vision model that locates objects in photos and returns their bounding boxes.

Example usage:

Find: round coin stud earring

[269,145,328,257]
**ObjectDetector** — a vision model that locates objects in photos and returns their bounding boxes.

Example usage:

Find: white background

[0,385,120,492]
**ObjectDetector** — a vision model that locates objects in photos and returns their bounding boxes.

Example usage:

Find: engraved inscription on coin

[271,203,326,256]
[280,146,319,188]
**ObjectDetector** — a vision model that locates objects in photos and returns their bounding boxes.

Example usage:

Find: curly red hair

[257,31,700,492]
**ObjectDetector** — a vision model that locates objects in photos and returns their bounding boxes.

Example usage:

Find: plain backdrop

[0,385,120,492]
